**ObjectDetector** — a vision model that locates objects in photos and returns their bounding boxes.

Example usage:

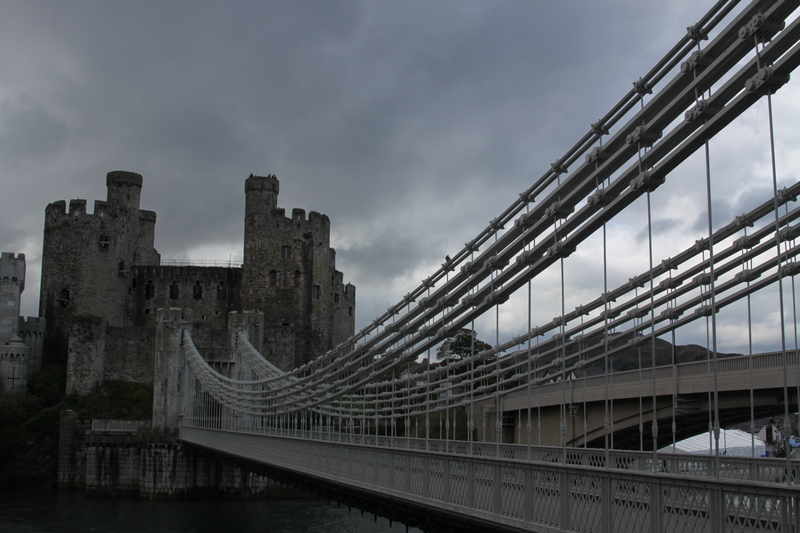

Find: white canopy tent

[659,429,765,457]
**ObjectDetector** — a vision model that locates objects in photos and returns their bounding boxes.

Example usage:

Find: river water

[0,491,421,533]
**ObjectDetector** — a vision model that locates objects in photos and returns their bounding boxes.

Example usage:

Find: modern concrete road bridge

[501,350,800,449]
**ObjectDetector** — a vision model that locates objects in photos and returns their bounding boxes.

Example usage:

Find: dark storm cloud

[0,0,734,328]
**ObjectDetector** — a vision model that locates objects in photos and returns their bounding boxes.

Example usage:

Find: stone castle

[0,252,45,393]
[40,171,355,394]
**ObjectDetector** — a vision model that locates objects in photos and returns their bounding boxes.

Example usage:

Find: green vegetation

[436,329,493,363]
[0,366,152,489]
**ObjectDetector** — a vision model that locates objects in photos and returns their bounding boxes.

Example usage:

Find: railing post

[494,463,502,516]
[601,474,611,533]
[424,455,430,499]
[559,469,569,530]
[708,485,720,533]
[443,458,451,504]
[523,466,532,523]
[649,479,662,533]
[467,460,475,510]
[404,453,411,495]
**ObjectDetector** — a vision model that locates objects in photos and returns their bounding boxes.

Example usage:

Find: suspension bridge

[168,0,800,530]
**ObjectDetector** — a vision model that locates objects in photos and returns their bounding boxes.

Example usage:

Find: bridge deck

[182,426,800,533]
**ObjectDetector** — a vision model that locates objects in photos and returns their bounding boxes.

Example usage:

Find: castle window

[99,235,111,249]
[334,293,340,304]
[281,245,292,259]
[58,289,70,307]
[281,272,289,289]
[313,284,322,300]
[170,281,179,300]
[268,271,276,287]
[217,282,227,300]
[193,281,203,300]
[118,261,126,275]
[349,307,353,316]
[294,270,302,288]
[145,280,155,299]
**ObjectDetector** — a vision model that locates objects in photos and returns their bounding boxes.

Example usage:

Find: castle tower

[0,334,30,394]
[242,174,354,369]
[39,171,160,364]
[0,252,25,347]
[0,253,32,393]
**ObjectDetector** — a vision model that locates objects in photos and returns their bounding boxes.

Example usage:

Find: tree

[436,329,492,363]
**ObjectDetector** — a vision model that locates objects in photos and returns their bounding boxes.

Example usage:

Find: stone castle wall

[58,412,299,497]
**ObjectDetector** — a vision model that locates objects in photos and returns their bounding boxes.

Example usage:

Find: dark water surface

[0,491,420,533]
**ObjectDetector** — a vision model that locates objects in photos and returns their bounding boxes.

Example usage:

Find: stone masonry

[41,171,355,395]
[0,252,45,394]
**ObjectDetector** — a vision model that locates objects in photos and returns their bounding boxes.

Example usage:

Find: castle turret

[245,174,279,218]
[106,171,143,210]
[0,252,25,347]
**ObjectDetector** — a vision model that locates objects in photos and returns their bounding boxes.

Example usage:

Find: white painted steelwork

[182,426,799,533]
[175,1,800,530]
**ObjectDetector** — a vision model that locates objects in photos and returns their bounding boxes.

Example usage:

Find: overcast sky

[2,1,799,355]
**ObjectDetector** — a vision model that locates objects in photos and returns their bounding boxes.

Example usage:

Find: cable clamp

[546,239,576,258]
[777,187,798,204]
[587,187,614,207]
[660,308,683,321]
[781,262,800,277]
[626,125,662,147]
[780,225,800,242]
[745,67,790,94]
[739,14,785,43]
[685,99,722,122]
[631,171,665,192]
[735,269,761,283]
[591,121,609,135]
[516,248,543,266]
[545,199,574,219]
[633,78,652,95]
[687,24,708,42]
[680,50,709,73]
[585,146,609,165]
[486,255,509,271]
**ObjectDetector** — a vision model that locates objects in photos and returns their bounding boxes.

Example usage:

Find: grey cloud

[1,0,759,335]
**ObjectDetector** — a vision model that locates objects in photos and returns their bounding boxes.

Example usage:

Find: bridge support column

[229,310,265,380]
[152,308,193,429]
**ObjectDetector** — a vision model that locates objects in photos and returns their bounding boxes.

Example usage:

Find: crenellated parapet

[18,316,46,375]
[0,252,26,288]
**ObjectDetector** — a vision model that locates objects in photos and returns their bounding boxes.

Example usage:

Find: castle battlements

[43,171,354,395]
[0,252,26,287]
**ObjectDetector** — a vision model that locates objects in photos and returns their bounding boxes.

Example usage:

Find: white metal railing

[91,419,151,433]
[160,259,243,268]
[181,426,800,533]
